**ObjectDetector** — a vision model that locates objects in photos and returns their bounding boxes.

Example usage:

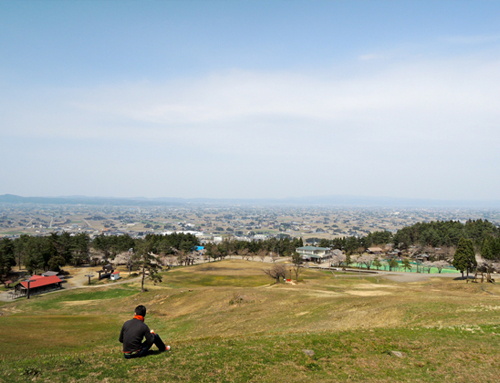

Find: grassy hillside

[1,260,500,382]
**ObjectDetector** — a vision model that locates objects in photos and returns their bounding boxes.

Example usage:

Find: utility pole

[26,279,31,299]
[85,274,94,286]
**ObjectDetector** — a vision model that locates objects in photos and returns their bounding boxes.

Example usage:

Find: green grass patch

[1,260,500,382]
[161,272,270,287]
[1,326,500,382]
[0,315,119,357]
[9,286,139,312]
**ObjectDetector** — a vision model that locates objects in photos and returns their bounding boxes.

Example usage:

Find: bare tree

[239,248,250,261]
[433,260,449,274]
[422,261,433,273]
[166,255,177,268]
[224,236,233,258]
[258,249,267,262]
[475,260,495,283]
[264,263,287,284]
[492,262,500,273]
[331,253,346,268]
[270,252,278,263]
[356,254,375,270]
[177,250,188,266]
[409,245,422,258]
[291,252,303,281]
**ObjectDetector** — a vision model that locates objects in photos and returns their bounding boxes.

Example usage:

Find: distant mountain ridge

[0,194,183,207]
[1,194,500,208]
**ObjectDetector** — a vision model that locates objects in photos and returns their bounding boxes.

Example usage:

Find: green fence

[351,260,459,274]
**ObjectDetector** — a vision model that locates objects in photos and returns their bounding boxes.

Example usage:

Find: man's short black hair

[135,305,146,317]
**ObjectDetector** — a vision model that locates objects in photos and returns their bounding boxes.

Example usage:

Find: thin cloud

[2,54,500,150]
[2,52,500,199]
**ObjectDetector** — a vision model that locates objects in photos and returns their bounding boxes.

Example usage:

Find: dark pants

[124,334,166,359]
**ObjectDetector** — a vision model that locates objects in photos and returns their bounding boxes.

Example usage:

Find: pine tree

[0,238,16,281]
[481,237,495,260]
[452,237,477,279]
[132,239,163,293]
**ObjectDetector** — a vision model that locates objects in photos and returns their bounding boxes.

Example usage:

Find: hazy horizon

[1,1,500,201]
[2,193,500,210]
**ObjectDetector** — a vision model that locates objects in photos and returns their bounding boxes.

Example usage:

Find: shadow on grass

[120,350,169,359]
[453,276,474,281]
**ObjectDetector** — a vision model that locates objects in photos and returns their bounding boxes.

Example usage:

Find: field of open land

[1,260,500,382]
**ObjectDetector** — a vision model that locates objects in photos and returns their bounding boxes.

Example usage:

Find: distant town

[1,201,499,244]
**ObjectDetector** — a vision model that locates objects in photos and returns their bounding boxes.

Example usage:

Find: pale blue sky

[1,1,500,201]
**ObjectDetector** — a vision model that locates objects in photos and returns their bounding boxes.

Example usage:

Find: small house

[110,271,120,281]
[415,254,430,263]
[296,246,332,264]
[387,250,402,259]
[98,264,114,280]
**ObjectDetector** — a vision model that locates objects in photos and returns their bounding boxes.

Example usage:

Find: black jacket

[119,318,154,352]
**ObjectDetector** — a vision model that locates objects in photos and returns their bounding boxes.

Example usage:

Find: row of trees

[326,235,499,279]
[316,230,393,255]
[451,236,500,280]
[0,232,201,280]
[393,219,499,249]
[316,220,500,255]
[2,219,499,282]
[1,233,91,276]
[331,251,450,273]
[203,237,304,261]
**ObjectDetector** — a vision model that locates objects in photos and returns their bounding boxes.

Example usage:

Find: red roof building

[29,275,45,281]
[20,275,62,289]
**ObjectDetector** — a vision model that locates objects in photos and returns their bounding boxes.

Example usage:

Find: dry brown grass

[3,260,500,382]
[178,259,269,276]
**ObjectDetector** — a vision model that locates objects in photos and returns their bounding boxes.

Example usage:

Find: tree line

[203,237,304,261]
[317,230,394,254]
[316,220,500,256]
[0,232,200,278]
[1,219,499,281]
[393,219,500,249]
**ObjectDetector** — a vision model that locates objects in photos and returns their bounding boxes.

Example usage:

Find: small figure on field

[119,305,168,358]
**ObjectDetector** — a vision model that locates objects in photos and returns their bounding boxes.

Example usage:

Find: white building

[296,246,332,263]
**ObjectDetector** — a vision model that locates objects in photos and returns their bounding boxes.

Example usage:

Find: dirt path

[65,266,103,288]
[64,267,143,289]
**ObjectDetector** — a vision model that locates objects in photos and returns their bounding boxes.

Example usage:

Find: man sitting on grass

[119,305,166,358]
